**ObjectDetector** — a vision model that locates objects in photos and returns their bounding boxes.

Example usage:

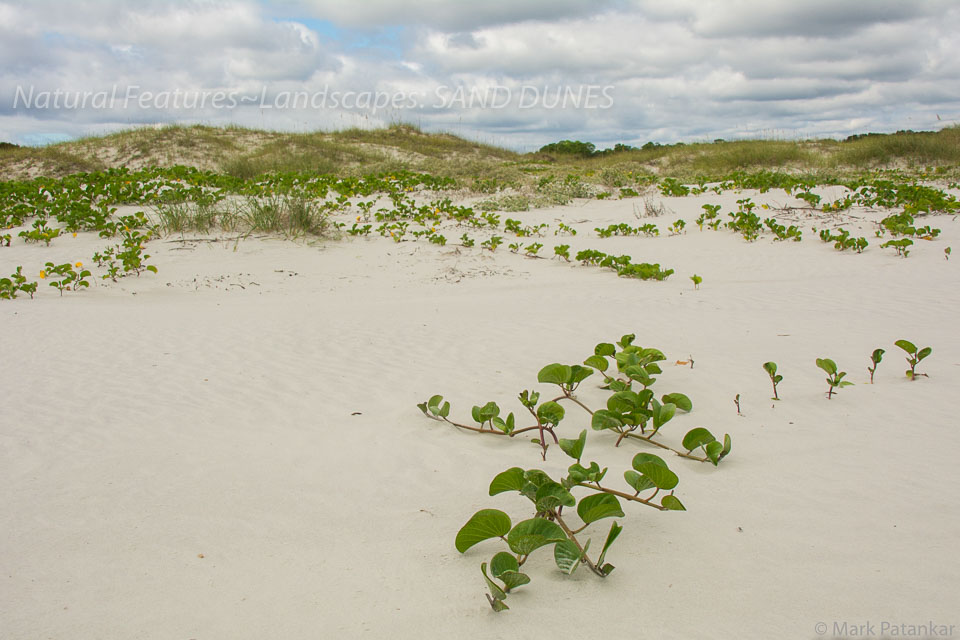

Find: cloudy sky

[2,0,959,149]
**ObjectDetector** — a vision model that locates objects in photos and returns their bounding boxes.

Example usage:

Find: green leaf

[607,379,629,392]
[871,348,885,363]
[662,392,692,412]
[591,409,623,431]
[595,342,616,357]
[597,521,622,567]
[568,462,606,484]
[615,351,640,370]
[499,570,531,592]
[536,401,565,425]
[489,551,519,578]
[471,401,499,424]
[721,433,732,459]
[491,412,516,434]
[523,469,553,489]
[682,427,716,451]
[569,365,594,386]
[489,467,526,496]
[895,339,917,354]
[624,470,655,493]
[632,452,668,469]
[577,494,624,524]
[652,400,676,431]
[534,481,576,511]
[661,495,686,511]
[639,347,666,362]
[439,401,450,418]
[705,441,723,465]
[816,358,837,375]
[554,538,586,575]
[623,365,654,386]
[607,390,641,414]
[633,460,679,490]
[763,361,778,377]
[558,429,587,461]
[538,363,572,386]
[917,346,932,361]
[481,562,507,604]
[583,355,609,372]
[507,518,567,555]
[618,334,636,348]
[456,509,512,553]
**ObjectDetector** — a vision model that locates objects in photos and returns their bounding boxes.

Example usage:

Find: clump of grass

[241,194,333,237]
[155,201,238,235]
[476,194,532,212]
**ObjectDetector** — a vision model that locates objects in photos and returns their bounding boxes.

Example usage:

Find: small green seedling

[894,340,932,380]
[867,348,884,383]
[816,358,853,399]
[762,362,782,400]
[734,393,741,414]
[945,247,951,261]
[690,274,702,290]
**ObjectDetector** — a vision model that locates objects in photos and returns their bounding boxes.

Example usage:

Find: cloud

[1,0,959,149]
[267,0,626,30]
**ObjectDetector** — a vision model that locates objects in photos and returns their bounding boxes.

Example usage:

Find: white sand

[2,190,959,638]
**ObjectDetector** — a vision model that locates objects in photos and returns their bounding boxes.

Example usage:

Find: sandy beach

[2,185,959,638]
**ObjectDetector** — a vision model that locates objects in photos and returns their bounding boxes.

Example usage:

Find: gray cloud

[1,0,958,149]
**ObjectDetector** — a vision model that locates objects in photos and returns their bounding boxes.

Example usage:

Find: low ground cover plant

[895,340,932,380]
[816,358,852,399]
[422,334,729,611]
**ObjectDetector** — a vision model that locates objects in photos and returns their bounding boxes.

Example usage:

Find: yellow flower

[356,215,361,221]
[39,270,46,279]
[75,261,83,268]
[72,232,77,237]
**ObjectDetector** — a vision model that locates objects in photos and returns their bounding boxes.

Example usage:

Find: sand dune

[2,189,958,638]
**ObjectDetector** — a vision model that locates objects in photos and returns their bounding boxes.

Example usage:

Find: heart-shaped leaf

[624,470,655,493]
[535,481,576,511]
[489,551,519,578]
[895,339,917,354]
[538,363,572,386]
[816,358,838,375]
[456,509,512,553]
[554,538,586,575]
[661,494,686,511]
[489,467,525,496]
[558,429,587,461]
[594,342,616,357]
[536,401,565,425]
[583,355,609,372]
[682,427,716,452]
[507,518,567,555]
[633,460,679,490]
[662,392,693,412]
[577,493,624,524]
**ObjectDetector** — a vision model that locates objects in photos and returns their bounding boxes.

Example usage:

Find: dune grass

[3,123,958,185]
